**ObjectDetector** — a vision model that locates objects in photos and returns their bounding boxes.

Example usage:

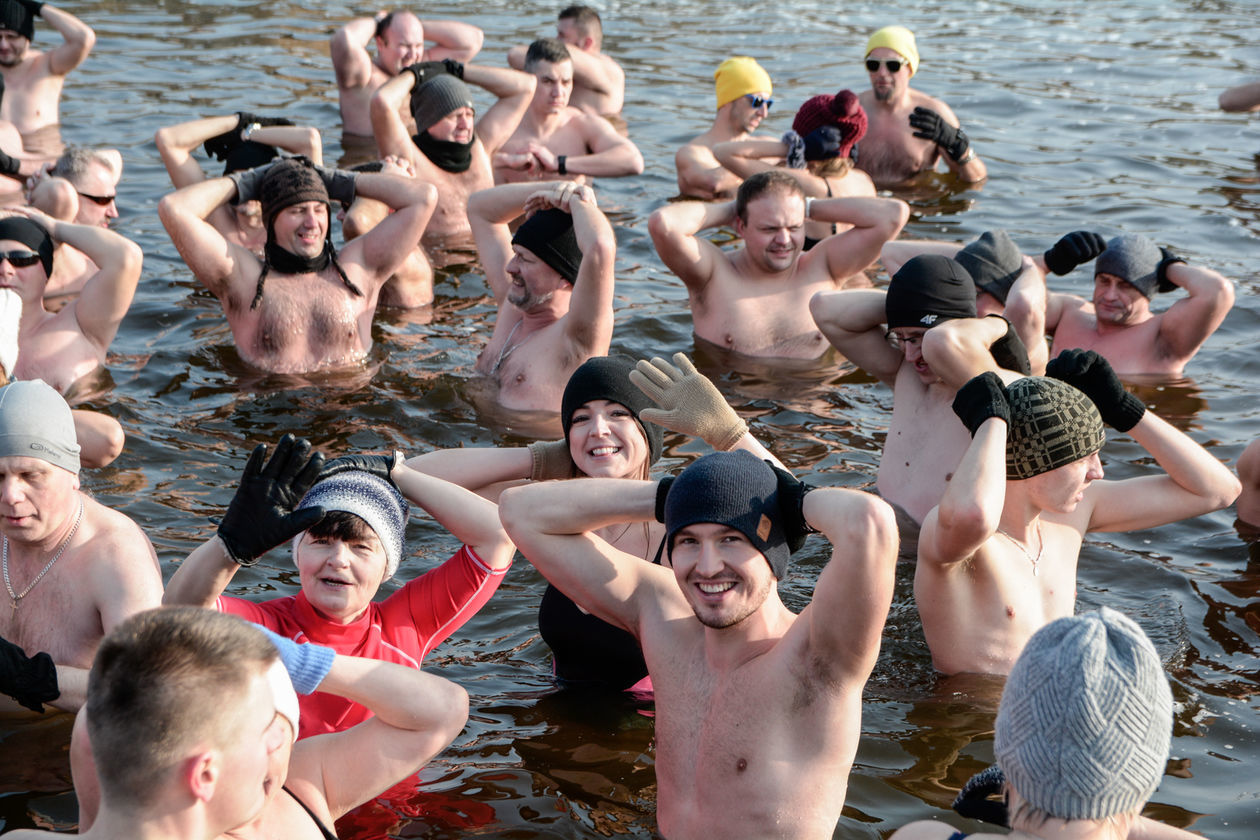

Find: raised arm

[405,446,533,499]
[878,238,961,278]
[466,63,536,155]
[1153,257,1234,363]
[420,19,483,62]
[157,175,254,298]
[809,288,903,385]
[388,460,516,569]
[675,143,744,199]
[331,14,381,90]
[370,70,419,161]
[647,199,731,292]
[909,101,986,183]
[809,195,910,281]
[154,114,240,190]
[712,138,784,179]
[919,315,1013,389]
[467,180,567,300]
[39,3,96,76]
[565,46,622,107]
[338,167,437,282]
[1001,257,1049,374]
[547,184,614,353]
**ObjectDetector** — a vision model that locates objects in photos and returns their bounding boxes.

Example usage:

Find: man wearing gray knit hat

[500,450,899,839]
[0,380,161,715]
[916,351,1239,676]
[370,57,535,244]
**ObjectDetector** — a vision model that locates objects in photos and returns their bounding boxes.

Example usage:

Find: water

[2,0,1259,836]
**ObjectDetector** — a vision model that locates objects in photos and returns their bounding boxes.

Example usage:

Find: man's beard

[508,286,554,310]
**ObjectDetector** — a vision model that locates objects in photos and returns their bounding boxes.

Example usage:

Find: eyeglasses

[865,58,904,73]
[77,191,117,206]
[0,250,41,268]
[743,94,773,110]
[884,329,923,350]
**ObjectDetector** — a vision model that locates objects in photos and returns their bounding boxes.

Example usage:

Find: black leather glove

[952,764,1010,827]
[204,112,296,161]
[313,164,357,207]
[908,107,970,162]
[987,315,1031,375]
[952,371,1010,437]
[237,111,295,131]
[1043,230,1106,276]
[318,452,399,488]
[441,58,465,79]
[0,148,20,179]
[768,463,817,553]
[218,434,327,565]
[1156,247,1185,293]
[654,476,675,523]
[405,60,457,87]
[1045,349,1145,432]
[0,635,58,713]
[226,161,274,204]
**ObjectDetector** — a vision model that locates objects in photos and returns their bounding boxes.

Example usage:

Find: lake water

[1,0,1259,837]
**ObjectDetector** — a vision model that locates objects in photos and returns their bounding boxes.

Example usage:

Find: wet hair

[305,508,378,544]
[735,169,805,224]
[558,5,602,43]
[524,37,572,72]
[810,155,854,178]
[86,608,277,809]
[49,146,116,185]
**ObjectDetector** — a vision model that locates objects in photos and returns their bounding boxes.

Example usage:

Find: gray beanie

[410,75,475,135]
[1095,234,1162,298]
[956,230,1023,305]
[293,471,409,580]
[0,380,80,474]
[995,607,1173,822]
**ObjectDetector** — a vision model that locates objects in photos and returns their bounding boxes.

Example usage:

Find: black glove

[237,111,295,131]
[654,476,675,523]
[218,434,327,565]
[204,112,296,161]
[318,452,399,488]
[908,107,970,162]
[952,764,1010,827]
[0,148,20,179]
[313,164,357,207]
[1045,349,1145,432]
[952,371,1010,437]
[17,0,42,17]
[226,161,274,204]
[1043,230,1106,276]
[987,315,1031,375]
[1156,247,1185,293]
[405,60,457,87]
[0,635,59,713]
[768,463,817,553]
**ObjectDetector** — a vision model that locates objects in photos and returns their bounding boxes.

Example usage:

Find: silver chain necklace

[3,498,85,611]
[995,521,1043,577]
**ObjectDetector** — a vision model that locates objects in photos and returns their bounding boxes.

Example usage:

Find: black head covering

[511,208,581,284]
[223,141,280,177]
[0,0,34,40]
[0,217,53,278]
[561,355,664,467]
[886,254,976,329]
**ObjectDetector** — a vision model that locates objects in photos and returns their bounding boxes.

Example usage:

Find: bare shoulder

[81,496,153,554]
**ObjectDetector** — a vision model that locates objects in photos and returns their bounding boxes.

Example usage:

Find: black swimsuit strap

[283,785,340,840]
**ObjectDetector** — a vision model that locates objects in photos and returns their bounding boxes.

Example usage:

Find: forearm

[252,125,322,163]
[808,195,906,231]
[950,154,987,183]
[810,289,886,337]
[41,4,93,49]
[353,170,429,210]
[921,317,1007,388]
[156,115,238,156]
[1128,413,1240,505]
[712,139,783,175]
[161,176,237,223]
[1169,261,1233,303]
[507,478,656,535]
[729,432,785,470]
[421,20,483,61]
[467,181,551,225]
[49,664,88,712]
[45,220,137,276]
[390,464,509,550]
[318,655,467,732]
[563,143,643,177]
[405,446,532,491]
[372,70,412,113]
[463,64,532,99]
[333,15,377,52]
[163,536,240,608]
[656,198,734,237]
[934,420,1006,540]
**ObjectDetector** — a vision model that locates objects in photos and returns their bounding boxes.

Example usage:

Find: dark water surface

[3,0,1259,836]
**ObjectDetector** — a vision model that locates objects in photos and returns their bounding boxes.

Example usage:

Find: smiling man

[650,169,907,360]
[500,449,898,840]
[675,56,774,200]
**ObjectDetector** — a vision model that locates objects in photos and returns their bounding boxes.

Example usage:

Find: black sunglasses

[0,249,41,268]
[865,58,904,73]
[77,191,117,206]
[743,94,773,110]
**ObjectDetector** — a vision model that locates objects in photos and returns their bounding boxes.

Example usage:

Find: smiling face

[295,521,388,623]
[270,201,329,260]
[568,399,649,479]
[375,12,425,76]
[1093,272,1151,326]
[734,189,804,274]
[0,455,80,546]
[505,244,566,311]
[670,523,774,628]
[0,29,28,67]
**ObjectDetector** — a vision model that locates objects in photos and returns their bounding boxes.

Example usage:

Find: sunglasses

[0,249,41,268]
[865,58,904,73]
[743,94,773,110]
[77,191,117,206]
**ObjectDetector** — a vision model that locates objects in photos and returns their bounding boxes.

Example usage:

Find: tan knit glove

[528,439,575,480]
[629,353,748,450]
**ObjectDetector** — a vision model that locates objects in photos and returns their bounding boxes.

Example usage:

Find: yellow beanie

[865,25,919,77]
[714,56,773,109]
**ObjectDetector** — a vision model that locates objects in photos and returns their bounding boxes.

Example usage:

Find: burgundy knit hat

[791,90,868,159]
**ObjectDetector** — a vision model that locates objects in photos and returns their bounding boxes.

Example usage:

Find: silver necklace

[490,319,534,374]
[995,521,1043,576]
[3,498,84,611]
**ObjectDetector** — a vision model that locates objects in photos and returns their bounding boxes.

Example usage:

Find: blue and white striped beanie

[293,471,409,579]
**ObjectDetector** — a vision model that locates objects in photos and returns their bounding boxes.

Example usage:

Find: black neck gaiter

[412,131,474,173]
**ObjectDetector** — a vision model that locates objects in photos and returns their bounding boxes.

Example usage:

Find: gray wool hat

[956,230,1023,305]
[995,607,1173,822]
[1095,233,1162,298]
[293,471,409,580]
[410,75,475,135]
[0,380,80,474]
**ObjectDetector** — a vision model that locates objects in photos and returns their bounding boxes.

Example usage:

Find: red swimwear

[219,545,507,738]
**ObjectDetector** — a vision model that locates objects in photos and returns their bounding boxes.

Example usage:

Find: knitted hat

[410,74,475,135]
[511,208,581,284]
[223,140,280,177]
[886,254,976,329]
[1095,233,1162,298]
[0,216,54,278]
[1005,377,1105,480]
[0,380,80,474]
[258,158,330,239]
[792,90,867,160]
[561,355,664,466]
[995,607,1173,821]
[0,0,35,40]
[714,56,772,109]
[956,230,1023,305]
[866,25,919,76]
[664,450,789,579]
[294,471,410,580]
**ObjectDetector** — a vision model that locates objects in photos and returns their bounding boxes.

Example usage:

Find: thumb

[285,506,327,537]
[638,407,673,425]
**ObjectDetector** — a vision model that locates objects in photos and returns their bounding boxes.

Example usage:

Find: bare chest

[857,110,938,185]
[16,313,102,394]
[233,273,370,373]
[421,158,492,240]
[878,385,968,522]
[692,272,831,359]
[1051,311,1173,374]
[0,550,102,668]
[475,320,578,411]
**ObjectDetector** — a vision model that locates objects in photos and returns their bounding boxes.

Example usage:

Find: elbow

[886,199,911,238]
[1213,473,1243,511]
[299,127,322,160]
[808,290,841,334]
[157,193,178,229]
[647,207,671,245]
[153,127,173,156]
[439,682,471,738]
[626,148,645,176]
[118,237,144,278]
[496,486,529,544]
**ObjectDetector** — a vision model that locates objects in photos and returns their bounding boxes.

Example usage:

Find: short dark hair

[525,37,571,72]
[374,11,396,40]
[734,170,805,223]
[558,5,602,40]
[307,508,378,544]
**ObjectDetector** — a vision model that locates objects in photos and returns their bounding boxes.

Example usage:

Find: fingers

[672,352,699,378]
[285,505,327,537]
[240,442,269,481]
[261,433,304,480]
[634,357,679,390]
[293,449,327,494]
[628,366,668,402]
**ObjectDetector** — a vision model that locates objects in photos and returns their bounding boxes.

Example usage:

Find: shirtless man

[674,56,773,200]
[371,60,534,244]
[468,180,614,412]
[0,0,93,139]
[810,254,1031,526]
[0,380,161,715]
[1037,230,1234,376]
[508,5,623,117]
[493,38,642,184]
[499,450,898,839]
[5,607,288,840]
[28,146,121,299]
[918,356,1239,675]
[3,210,139,395]
[157,157,435,374]
[855,26,986,188]
[331,9,483,137]
[650,169,908,360]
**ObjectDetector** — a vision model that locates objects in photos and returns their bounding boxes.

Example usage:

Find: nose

[694,541,724,576]
[1086,452,1104,481]
[590,412,611,436]
[105,199,118,219]
[0,476,24,506]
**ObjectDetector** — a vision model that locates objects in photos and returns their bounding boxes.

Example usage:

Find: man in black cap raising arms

[500,449,897,840]
[0,0,93,139]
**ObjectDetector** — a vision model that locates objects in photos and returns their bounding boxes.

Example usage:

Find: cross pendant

[10,595,19,612]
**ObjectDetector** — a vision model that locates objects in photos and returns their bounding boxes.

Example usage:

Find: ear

[580,36,595,51]
[733,215,746,237]
[183,750,219,804]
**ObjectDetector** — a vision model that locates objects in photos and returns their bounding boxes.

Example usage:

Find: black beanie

[511,208,581,284]
[955,230,1022,305]
[0,217,53,278]
[223,141,280,177]
[561,355,664,466]
[0,1,34,40]
[664,450,789,580]
[886,254,976,329]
